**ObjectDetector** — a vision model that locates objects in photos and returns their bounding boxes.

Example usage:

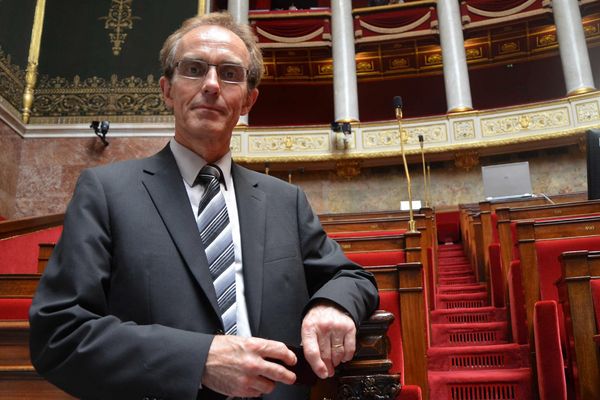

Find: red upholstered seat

[346,250,405,266]
[0,298,32,319]
[488,243,504,307]
[535,236,600,347]
[379,291,404,377]
[436,210,460,244]
[507,260,528,345]
[534,300,567,400]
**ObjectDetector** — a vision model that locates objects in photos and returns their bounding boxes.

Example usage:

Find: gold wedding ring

[333,343,344,348]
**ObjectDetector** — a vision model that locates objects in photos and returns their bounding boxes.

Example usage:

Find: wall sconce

[90,120,110,146]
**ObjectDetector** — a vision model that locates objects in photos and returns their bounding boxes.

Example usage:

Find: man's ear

[159,76,174,110]
[241,88,259,116]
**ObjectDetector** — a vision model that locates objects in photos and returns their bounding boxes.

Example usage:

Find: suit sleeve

[29,169,213,400]
[295,188,379,326]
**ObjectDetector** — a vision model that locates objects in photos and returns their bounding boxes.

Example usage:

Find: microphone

[393,96,403,120]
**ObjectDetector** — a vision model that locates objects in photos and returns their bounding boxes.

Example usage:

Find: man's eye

[184,62,206,77]
[220,65,243,81]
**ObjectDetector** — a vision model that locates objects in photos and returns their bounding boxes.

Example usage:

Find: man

[29,12,378,400]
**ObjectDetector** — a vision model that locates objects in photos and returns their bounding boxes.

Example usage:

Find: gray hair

[159,12,263,90]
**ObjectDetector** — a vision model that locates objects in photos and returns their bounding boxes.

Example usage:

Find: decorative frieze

[32,74,168,117]
[248,133,329,153]
[0,47,26,112]
[481,107,570,137]
[362,124,446,149]
[575,101,600,123]
[453,120,476,140]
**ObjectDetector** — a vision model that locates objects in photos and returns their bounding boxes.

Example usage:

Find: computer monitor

[481,161,533,201]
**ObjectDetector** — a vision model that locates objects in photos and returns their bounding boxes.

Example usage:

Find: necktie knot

[196,164,222,186]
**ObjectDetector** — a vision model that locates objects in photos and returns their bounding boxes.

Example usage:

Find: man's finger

[330,336,345,367]
[302,329,328,379]
[342,328,356,363]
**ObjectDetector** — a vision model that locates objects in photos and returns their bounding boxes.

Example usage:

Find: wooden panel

[0,214,64,240]
[0,274,40,298]
[559,251,600,400]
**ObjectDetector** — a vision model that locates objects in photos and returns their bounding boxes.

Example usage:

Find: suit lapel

[232,164,266,335]
[141,146,222,322]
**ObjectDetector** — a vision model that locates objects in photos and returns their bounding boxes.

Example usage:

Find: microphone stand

[395,107,417,233]
[418,135,428,207]
[426,163,432,207]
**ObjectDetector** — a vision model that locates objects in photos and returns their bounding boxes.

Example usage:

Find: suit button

[215,329,224,335]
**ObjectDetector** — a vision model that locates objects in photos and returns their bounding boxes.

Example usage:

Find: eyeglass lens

[177,60,247,83]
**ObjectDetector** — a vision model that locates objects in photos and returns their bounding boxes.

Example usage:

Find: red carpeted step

[437,283,487,295]
[430,321,508,346]
[438,257,470,265]
[438,251,466,259]
[427,343,530,370]
[430,307,507,324]
[439,275,476,285]
[438,244,463,252]
[436,292,488,309]
[437,270,474,279]
[428,368,532,400]
[437,265,473,274]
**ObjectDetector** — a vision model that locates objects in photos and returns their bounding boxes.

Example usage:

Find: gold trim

[568,87,598,96]
[198,0,206,16]
[0,48,26,113]
[249,11,331,20]
[99,0,141,56]
[22,0,46,124]
[31,74,168,117]
[352,0,437,15]
[448,106,474,113]
[335,118,360,123]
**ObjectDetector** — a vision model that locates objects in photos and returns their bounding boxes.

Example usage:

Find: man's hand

[201,335,297,397]
[301,301,356,379]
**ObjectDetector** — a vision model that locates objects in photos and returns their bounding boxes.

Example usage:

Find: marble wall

[0,118,22,218]
[0,126,588,219]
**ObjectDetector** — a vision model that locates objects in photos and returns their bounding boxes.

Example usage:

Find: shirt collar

[169,138,232,190]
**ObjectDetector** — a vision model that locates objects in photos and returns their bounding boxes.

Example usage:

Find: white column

[552,0,596,95]
[228,0,249,24]
[229,0,250,125]
[437,0,473,113]
[331,0,359,122]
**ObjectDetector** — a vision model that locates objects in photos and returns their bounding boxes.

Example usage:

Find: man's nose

[202,65,220,94]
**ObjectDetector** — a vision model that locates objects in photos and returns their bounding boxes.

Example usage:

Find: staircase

[427,244,533,400]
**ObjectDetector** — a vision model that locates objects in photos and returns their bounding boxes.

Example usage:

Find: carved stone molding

[481,108,570,137]
[454,150,480,171]
[453,119,476,140]
[363,124,446,149]
[248,133,329,153]
[576,100,600,124]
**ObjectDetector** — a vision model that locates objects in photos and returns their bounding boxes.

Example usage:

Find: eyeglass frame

[173,58,249,85]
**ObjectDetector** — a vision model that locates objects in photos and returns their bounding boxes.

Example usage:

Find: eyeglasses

[174,59,248,84]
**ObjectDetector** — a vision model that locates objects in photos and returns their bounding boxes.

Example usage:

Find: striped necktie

[196,164,237,335]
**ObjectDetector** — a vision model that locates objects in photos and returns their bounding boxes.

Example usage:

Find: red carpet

[428,244,532,399]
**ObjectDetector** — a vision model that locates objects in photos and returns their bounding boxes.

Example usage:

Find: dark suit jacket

[29,145,379,400]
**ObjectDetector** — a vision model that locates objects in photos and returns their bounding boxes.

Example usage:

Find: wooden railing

[0,214,64,240]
